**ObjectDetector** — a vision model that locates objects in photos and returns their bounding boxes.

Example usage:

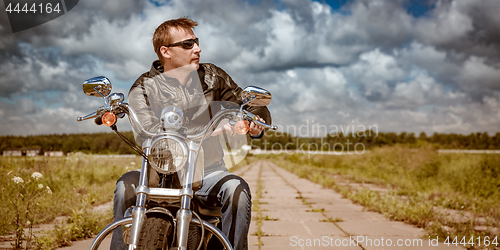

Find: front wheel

[135,217,202,250]
[136,215,172,250]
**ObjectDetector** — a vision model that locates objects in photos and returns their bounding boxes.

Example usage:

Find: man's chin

[181,63,198,72]
[184,63,199,71]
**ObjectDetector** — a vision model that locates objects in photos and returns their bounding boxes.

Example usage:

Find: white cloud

[415,0,474,45]
[342,49,406,102]
[0,101,131,136]
[461,56,500,90]
[391,74,435,108]
[1,0,500,136]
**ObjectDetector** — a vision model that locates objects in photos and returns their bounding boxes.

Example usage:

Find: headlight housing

[161,106,183,131]
[149,136,187,174]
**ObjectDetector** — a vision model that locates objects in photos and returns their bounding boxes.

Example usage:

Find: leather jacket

[128,60,271,170]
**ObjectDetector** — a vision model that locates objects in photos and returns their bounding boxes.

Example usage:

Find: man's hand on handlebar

[210,115,266,137]
[249,115,265,136]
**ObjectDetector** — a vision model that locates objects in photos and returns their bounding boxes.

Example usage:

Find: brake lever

[254,120,278,130]
[77,106,105,122]
[241,110,278,130]
[77,111,98,122]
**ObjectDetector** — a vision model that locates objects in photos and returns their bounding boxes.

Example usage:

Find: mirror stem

[241,96,257,110]
[93,87,106,98]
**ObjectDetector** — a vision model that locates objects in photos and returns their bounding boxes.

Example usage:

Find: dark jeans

[111,170,252,250]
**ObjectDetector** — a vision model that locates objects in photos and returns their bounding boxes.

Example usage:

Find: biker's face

[163,27,201,71]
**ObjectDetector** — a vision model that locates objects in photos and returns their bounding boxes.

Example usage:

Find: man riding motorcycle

[111,17,272,250]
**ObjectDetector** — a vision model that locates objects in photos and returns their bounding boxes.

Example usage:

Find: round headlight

[149,137,187,174]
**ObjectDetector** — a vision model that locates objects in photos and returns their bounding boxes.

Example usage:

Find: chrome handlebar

[77,93,277,138]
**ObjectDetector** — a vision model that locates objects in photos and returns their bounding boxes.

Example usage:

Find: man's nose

[193,43,201,53]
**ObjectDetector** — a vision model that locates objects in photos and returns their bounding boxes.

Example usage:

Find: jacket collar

[149,60,205,88]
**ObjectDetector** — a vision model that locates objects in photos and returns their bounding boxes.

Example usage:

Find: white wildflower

[12,176,24,184]
[46,186,52,194]
[131,162,136,165]
[32,172,43,180]
[38,184,44,189]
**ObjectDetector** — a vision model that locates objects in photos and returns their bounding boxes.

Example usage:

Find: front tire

[187,224,201,250]
[136,215,172,250]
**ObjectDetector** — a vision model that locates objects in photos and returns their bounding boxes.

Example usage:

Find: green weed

[34,199,113,249]
[251,162,264,249]
[0,155,140,247]
[320,217,343,223]
[263,215,278,221]
[306,208,326,213]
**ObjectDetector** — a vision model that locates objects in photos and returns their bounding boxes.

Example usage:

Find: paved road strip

[240,160,465,250]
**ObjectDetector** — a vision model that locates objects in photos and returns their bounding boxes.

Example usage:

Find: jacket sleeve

[128,75,161,146]
[213,65,272,138]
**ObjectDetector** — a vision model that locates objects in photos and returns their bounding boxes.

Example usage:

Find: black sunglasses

[164,38,199,49]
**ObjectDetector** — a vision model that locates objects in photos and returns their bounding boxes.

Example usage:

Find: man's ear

[160,46,171,59]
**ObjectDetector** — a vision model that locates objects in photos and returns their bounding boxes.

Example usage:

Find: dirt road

[58,161,464,250]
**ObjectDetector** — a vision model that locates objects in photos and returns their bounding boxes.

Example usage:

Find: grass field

[0,154,141,248]
[0,152,255,249]
[255,145,499,249]
[1,147,498,249]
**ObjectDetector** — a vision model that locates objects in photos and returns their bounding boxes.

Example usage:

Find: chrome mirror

[83,76,112,97]
[241,86,272,106]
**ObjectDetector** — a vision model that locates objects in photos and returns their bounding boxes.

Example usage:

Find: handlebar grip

[254,120,278,130]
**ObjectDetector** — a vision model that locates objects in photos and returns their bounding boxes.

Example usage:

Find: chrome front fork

[128,144,150,250]
[175,141,197,250]
[127,141,198,250]
[175,194,192,250]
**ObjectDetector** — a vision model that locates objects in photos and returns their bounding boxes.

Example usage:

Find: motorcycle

[77,76,276,250]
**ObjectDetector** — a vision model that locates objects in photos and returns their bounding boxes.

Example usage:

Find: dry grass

[256,145,500,249]
[0,154,139,248]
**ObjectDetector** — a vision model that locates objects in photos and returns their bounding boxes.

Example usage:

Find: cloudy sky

[0,0,499,137]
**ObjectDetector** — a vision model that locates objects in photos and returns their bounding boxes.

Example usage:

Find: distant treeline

[1,131,500,155]
[252,131,500,151]
[0,132,137,155]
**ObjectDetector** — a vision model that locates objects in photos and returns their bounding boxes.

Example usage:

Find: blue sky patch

[313,0,351,10]
[405,0,435,18]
